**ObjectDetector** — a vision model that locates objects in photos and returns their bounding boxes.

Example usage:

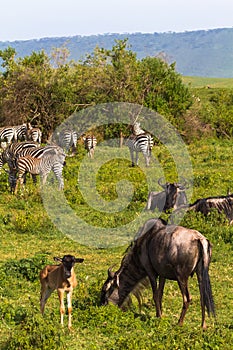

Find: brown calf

[40,255,84,329]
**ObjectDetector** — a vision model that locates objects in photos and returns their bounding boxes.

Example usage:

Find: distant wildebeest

[145,177,188,212]
[172,194,233,224]
[100,218,215,329]
[40,255,84,329]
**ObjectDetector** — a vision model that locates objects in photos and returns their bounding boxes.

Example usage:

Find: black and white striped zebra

[0,141,38,173]
[2,143,61,190]
[83,135,97,158]
[127,122,153,167]
[0,126,17,147]
[27,126,42,144]
[14,124,28,141]
[14,149,66,193]
[58,129,78,155]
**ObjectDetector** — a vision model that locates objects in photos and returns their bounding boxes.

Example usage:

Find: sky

[1,0,233,42]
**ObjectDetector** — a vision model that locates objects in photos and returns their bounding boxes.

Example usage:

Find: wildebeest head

[54,255,84,279]
[158,177,188,210]
[100,266,120,306]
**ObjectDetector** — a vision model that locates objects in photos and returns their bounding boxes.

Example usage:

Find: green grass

[1,139,233,349]
[182,76,233,88]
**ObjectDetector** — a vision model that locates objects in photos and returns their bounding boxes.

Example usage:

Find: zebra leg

[130,149,135,167]
[32,174,37,184]
[135,151,139,166]
[41,173,48,186]
[15,173,25,194]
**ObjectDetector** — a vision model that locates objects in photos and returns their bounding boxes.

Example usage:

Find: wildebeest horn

[108,265,116,278]
[177,176,189,189]
[158,177,166,188]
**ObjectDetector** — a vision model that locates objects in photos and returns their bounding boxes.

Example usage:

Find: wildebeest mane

[118,221,167,309]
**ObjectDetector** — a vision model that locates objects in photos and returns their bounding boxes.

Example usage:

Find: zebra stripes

[58,129,78,155]
[15,149,66,193]
[127,133,154,167]
[14,124,28,141]
[0,126,16,146]
[83,135,97,158]
[0,141,38,171]
[1,142,63,191]
[27,127,42,144]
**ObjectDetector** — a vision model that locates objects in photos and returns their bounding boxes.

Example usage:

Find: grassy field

[182,76,233,89]
[1,139,233,349]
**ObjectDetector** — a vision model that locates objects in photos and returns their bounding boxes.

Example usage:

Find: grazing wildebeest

[40,255,84,329]
[100,218,215,329]
[145,178,188,212]
[173,194,233,224]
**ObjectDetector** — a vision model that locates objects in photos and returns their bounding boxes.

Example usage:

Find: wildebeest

[40,255,84,329]
[145,178,188,212]
[172,194,233,224]
[100,218,215,329]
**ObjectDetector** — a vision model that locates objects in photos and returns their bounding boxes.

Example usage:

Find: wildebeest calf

[40,255,84,329]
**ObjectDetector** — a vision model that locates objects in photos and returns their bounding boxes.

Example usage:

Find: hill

[0,28,233,78]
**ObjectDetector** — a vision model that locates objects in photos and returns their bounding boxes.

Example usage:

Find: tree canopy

[0,39,192,141]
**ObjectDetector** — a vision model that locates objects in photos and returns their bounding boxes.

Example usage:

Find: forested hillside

[1,28,233,77]
[1,39,233,143]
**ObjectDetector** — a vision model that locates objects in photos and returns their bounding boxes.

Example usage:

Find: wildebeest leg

[67,290,73,329]
[57,289,65,326]
[40,285,53,315]
[148,274,163,317]
[157,277,166,316]
[177,278,192,326]
[196,265,206,329]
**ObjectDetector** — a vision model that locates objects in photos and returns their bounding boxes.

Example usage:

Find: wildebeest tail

[200,239,216,317]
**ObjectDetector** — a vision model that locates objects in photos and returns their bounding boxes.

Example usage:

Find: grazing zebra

[58,129,78,155]
[14,123,28,141]
[0,141,38,167]
[0,126,16,147]
[83,135,97,158]
[14,149,66,193]
[27,125,42,144]
[127,122,153,166]
[2,143,61,190]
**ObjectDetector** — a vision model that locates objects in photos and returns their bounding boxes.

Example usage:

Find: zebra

[14,123,28,141]
[58,129,78,155]
[26,125,42,144]
[127,122,153,166]
[130,121,146,135]
[0,126,17,148]
[2,143,61,190]
[0,141,38,172]
[83,135,97,158]
[14,149,66,193]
